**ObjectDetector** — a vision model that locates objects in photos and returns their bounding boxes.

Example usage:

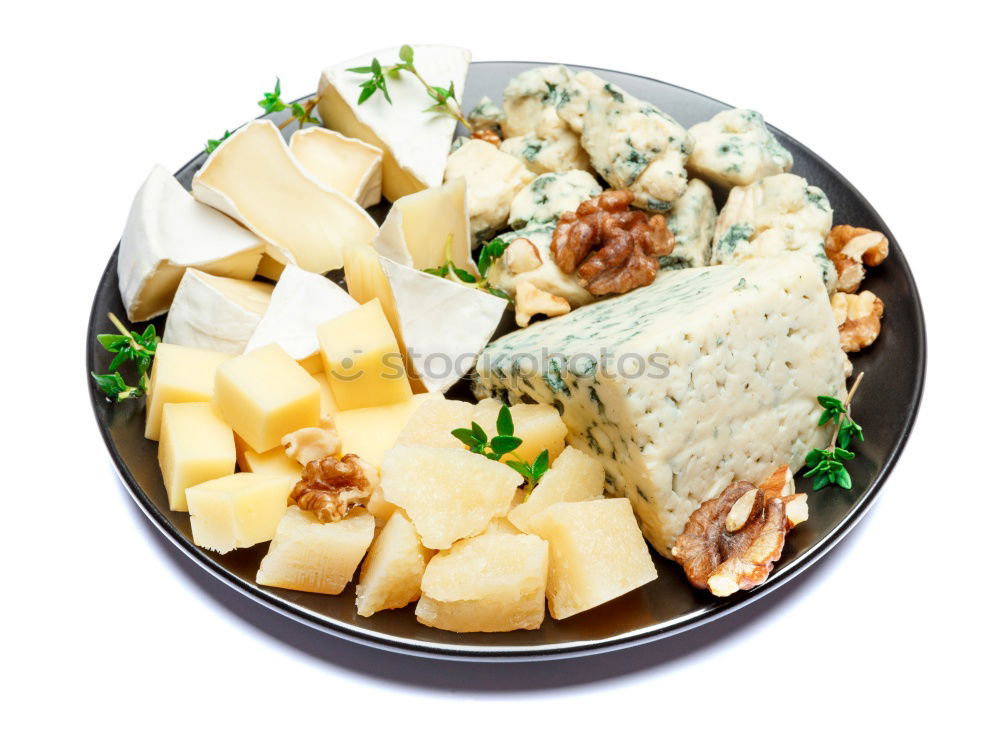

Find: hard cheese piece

[507,446,605,533]
[393,396,475,449]
[415,533,548,632]
[380,445,521,549]
[317,45,471,201]
[235,435,301,476]
[530,498,657,620]
[144,342,234,441]
[289,127,383,208]
[192,120,378,273]
[316,299,412,411]
[187,472,297,554]
[311,373,338,417]
[256,507,375,594]
[214,343,321,453]
[244,264,358,374]
[118,164,264,321]
[356,511,433,616]
[373,178,474,273]
[157,402,236,512]
[332,394,432,466]
[476,254,849,556]
[163,269,273,354]
[471,399,567,463]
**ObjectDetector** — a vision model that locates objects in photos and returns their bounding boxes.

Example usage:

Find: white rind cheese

[444,139,534,240]
[664,178,717,269]
[289,127,383,208]
[192,120,378,274]
[317,45,470,201]
[711,173,835,292]
[117,164,264,321]
[687,109,793,188]
[476,254,848,556]
[163,269,273,354]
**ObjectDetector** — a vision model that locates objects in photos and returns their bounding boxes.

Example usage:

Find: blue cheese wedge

[508,170,602,229]
[711,173,835,291]
[444,139,534,239]
[476,254,848,556]
[687,109,793,188]
[663,178,717,269]
[557,72,693,212]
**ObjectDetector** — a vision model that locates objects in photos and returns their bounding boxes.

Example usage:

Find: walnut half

[550,190,675,295]
[288,454,378,523]
[825,225,889,293]
[832,290,884,352]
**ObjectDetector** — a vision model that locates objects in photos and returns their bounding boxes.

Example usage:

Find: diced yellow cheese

[507,447,605,533]
[256,506,375,594]
[235,434,301,476]
[144,342,234,441]
[316,299,412,411]
[289,127,383,208]
[255,254,285,281]
[332,394,432,466]
[186,472,297,553]
[214,344,320,453]
[311,373,338,417]
[191,120,378,273]
[157,402,236,512]
[356,511,433,616]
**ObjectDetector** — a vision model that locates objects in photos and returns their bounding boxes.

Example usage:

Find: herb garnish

[423,235,512,302]
[451,404,550,494]
[347,45,473,130]
[91,313,159,402]
[804,373,865,490]
[204,77,320,154]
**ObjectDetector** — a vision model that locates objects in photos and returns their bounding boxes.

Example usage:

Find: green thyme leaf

[490,435,522,455]
[399,45,414,64]
[451,267,478,284]
[496,404,515,436]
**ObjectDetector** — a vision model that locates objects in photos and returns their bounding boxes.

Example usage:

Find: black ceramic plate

[87,61,926,660]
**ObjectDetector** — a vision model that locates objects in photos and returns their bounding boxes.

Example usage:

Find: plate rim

[87,61,927,661]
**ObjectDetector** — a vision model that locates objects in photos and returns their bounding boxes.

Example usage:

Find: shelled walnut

[281,425,341,466]
[289,454,378,523]
[831,290,884,352]
[550,190,674,295]
[513,281,571,327]
[825,225,889,293]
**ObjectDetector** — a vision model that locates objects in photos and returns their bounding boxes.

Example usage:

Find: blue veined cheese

[468,96,504,134]
[500,107,591,175]
[501,65,576,138]
[476,254,848,556]
[687,109,793,188]
[486,224,594,308]
[508,170,602,228]
[444,139,534,240]
[558,73,693,212]
[712,173,836,292]
[663,178,717,269]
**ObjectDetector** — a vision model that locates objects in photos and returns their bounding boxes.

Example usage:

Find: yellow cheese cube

[214,344,320,453]
[256,507,375,594]
[310,372,339,417]
[186,472,297,553]
[157,402,236,512]
[332,394,432,466]
[235,435,301,477]
[144,342,234,441]
[316,299,412,411]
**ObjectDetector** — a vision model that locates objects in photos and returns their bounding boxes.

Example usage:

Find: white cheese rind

[663,178,717,269]
[444,139,534,239]
[687,109,793,188]
[163,269,273,354]
[191,120,378,273]
[317,45,470,201]
[117,164,264,321]
[289,127,383,208]
[476,254,848,556]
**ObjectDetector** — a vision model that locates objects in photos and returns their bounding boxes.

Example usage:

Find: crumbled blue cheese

[486,224,594,308]
[508,170,602,228]
[444,139,534,239]
[500,107,591,175]
[556,72,693,212]
[711,173,835,292]
[476,254,848,556]
[687,109,793,188]
[468,96,504,134]
[663,178,717,269]
[501,65,576,137]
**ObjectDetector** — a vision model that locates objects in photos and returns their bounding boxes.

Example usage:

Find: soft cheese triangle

[476,253,849,556]
[117,164,264,321]
[163,269,273,354]
[244,263,358,374]
[317,45,471,201]
[289,127,383,208]
[192,120,378,273]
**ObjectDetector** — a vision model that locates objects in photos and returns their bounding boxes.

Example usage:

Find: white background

[4,1,995,732]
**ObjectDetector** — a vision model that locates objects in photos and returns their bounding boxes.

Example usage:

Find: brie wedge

[373,177,475,273]
[192,120,378,273]
[317,45,471,201]
[244,263,358,374]
[117,164,264,321]
[163,269,273,354]
[289,127,383,208]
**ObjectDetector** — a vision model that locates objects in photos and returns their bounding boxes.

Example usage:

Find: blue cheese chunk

[508,170,602,228]
[501,65,576,138]
[711,173,835,292]
[500,107,591,175]
[468,96,504,134]
[444,139,534,239]
[687,109,793,188]
[664,178,717,269]
[486,224,594,308]
[476,254,848,556]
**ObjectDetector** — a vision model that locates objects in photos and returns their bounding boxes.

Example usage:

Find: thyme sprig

[204,78,319,154]
[804,373,865,490]
[423,235,512,302]
[91,313,159,402]
[452,404,550,493]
